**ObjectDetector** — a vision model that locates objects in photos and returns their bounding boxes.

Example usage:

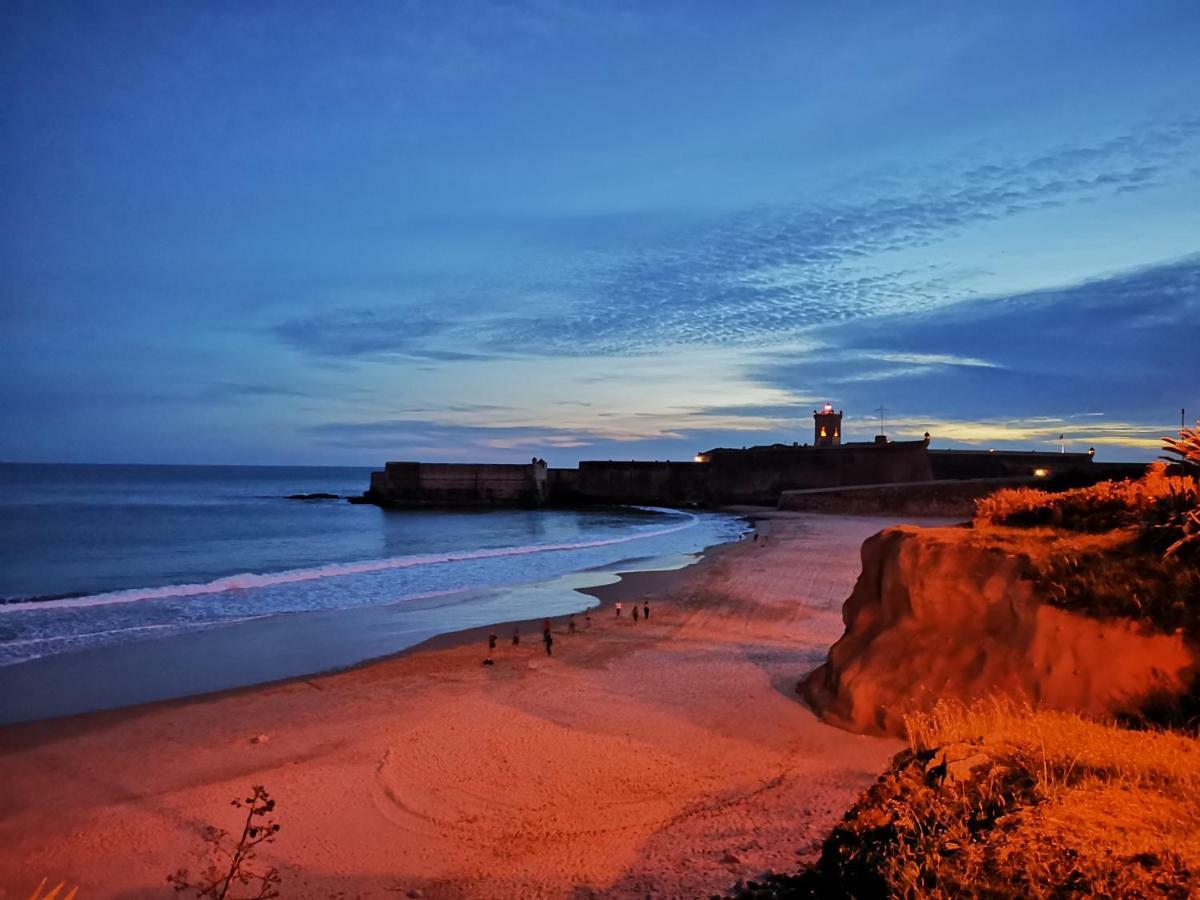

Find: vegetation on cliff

[733,700,1200,899]
[971,428,1200,637]
[741,429,1200,898]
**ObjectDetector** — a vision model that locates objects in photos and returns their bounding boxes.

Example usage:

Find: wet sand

[0,512,928,898]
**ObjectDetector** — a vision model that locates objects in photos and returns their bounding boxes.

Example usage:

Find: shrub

[735,700,1200,899]
[1163,422,1200,475]
[167,785,281,900]
[974,462,1195,532]
[1148,422,1200,560]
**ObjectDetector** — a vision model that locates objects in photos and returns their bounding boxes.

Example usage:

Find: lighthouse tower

[813,404,842,447]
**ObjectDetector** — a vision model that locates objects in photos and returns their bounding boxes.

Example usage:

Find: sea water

[0,464,744,720]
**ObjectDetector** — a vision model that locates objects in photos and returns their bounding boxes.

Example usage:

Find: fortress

[357,408,1144,514]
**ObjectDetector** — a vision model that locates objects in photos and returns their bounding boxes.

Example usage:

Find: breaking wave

[0,507,697,613]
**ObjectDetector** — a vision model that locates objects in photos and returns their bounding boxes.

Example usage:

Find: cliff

[801,525,1200,737]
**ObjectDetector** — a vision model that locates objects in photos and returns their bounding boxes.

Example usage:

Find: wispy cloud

[750,256,1200,453]
[271,117,1199,364]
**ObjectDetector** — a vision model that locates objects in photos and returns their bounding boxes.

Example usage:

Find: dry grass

[904,698,1200,791]
[735,700,1200,898]
[965,462,1200,638]
[974,462,1196,533]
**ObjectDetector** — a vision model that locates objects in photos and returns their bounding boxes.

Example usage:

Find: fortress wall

[928,449,1093,480]
[779,477,1032,517]
[369,462,544,506]
[704,443,935,504]
[574,461,707,505]
[361,445,1124,509]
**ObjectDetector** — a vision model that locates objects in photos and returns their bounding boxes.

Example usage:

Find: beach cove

[0,513,945,898]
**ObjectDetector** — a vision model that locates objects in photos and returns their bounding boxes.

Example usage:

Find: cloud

[471,118,1199,356]
[210,381,310,399]
[270,117,1199,366]
[274,307,506,362]
[749,255,1200,453]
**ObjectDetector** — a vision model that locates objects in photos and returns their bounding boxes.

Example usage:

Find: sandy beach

[0,512,931,899]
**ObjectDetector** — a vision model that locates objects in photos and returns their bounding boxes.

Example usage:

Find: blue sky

[2,1,1198,465]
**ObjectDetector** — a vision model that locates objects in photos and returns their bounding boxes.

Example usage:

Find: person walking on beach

[632,604,639,623]
[643,601,650,620]
[615,601,622,617]
[568,615,576,635]
[544,630,553,656]
[488,632,498,652]
[512,628,520,646]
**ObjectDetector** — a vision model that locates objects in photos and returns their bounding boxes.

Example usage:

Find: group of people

[482,599,652,666]
[613,600,651,622]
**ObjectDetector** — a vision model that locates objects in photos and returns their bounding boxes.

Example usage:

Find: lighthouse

[813,404,842,447]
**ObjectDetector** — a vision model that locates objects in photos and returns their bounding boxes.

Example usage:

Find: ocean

[0,464,744,722]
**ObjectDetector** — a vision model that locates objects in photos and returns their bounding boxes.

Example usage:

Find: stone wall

[778,477,1033,517]
[358,444,1123,509]
[927,449,1093,480]
[574,461,707,505]
[367,462,547,507]
[703,441,934,504]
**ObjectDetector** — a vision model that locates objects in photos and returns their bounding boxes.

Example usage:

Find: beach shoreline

[0,511,747,726]
[0,511,935,899]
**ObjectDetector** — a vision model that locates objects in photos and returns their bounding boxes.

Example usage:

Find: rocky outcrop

[801,526,1200,736]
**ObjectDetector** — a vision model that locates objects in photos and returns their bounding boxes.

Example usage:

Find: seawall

[358,447,1114,508]
[365,462,548,507]
[778,477,1034,517]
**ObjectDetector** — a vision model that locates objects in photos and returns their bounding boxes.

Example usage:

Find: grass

[974,462,1196,534]
[732,432,1200,898]
[966,460,1200,638]
[733,700,1200,899]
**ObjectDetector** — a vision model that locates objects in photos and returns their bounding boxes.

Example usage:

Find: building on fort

[813,404,842,447]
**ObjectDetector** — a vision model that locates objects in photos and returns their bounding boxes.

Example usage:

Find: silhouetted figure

[544,631,553,656]
[512,628,520,646]
[615,601,622,617]
[488,633,497,651]
[752,532,758,543]
[643,601,650,620]
[568,616,576,634]
[585,610,592,628]
[632,605,639,623]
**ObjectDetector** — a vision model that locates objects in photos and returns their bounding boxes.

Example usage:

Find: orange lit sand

[0,513,922,898]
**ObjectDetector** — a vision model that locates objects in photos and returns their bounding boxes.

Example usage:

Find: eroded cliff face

[801,526,1199,737]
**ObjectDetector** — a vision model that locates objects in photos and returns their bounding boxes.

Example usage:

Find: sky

[2,1,1198,466]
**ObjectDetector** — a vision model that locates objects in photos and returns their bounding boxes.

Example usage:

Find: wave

[0,507,698,614]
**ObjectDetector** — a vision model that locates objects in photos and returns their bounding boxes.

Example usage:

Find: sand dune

[0,513,926,899]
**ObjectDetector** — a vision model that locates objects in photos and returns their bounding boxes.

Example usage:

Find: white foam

[0,507,698,614]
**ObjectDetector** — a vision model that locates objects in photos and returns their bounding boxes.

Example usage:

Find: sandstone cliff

[801,525,1199,736]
